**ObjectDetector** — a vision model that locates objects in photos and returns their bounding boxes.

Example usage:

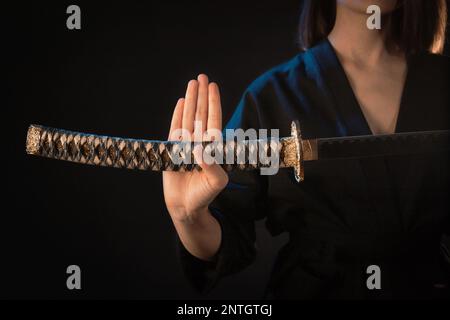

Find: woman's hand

[163,74,228,225]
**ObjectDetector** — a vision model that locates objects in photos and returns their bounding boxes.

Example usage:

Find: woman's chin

[337,0,398,15]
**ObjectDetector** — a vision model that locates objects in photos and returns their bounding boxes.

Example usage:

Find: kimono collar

[304,39,413,136]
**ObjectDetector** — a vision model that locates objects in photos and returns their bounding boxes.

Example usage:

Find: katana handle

[26,123,304,179]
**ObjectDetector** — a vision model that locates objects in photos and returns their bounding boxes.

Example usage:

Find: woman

[163,0,449,298]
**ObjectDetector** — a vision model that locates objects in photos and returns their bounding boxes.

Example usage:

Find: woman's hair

[298,0,448,54]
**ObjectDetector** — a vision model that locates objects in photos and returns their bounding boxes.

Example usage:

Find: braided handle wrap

[26,125,296,173]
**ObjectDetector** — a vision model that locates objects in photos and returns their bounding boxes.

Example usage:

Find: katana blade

[311,130,449,160]
[26,121,449,182]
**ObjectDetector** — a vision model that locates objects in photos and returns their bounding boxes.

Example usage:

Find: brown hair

[298,0,448,54]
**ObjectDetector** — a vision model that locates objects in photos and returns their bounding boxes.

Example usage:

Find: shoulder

[410,52,450,72]
[244,53,307,97]
[227,54,308,130]
[409,52,449,93]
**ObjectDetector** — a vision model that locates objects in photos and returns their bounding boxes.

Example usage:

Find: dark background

[3,1,449,299]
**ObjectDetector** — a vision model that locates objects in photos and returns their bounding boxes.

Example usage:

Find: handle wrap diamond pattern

[26,125,289,172]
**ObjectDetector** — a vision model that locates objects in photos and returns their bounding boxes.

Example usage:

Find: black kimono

[179,39,450,299]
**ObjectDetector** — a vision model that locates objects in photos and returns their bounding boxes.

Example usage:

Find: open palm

[163,75,228,223]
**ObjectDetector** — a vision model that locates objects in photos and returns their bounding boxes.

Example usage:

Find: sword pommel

[26,125,43,155]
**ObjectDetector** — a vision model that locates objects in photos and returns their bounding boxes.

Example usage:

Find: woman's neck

[328,4,394,68]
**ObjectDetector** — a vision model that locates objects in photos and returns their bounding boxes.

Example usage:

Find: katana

[26,121,449,182]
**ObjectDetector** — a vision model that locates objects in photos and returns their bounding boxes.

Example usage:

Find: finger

[168,98,185,140]
[207,82,222,132]
[195,74,209,136]
[182,79,198,135]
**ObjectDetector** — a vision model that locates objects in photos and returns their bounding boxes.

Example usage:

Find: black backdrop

[3,0,301,299]
[3,1,449,300]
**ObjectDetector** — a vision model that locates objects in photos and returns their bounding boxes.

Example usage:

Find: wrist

[172,206,211,225]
